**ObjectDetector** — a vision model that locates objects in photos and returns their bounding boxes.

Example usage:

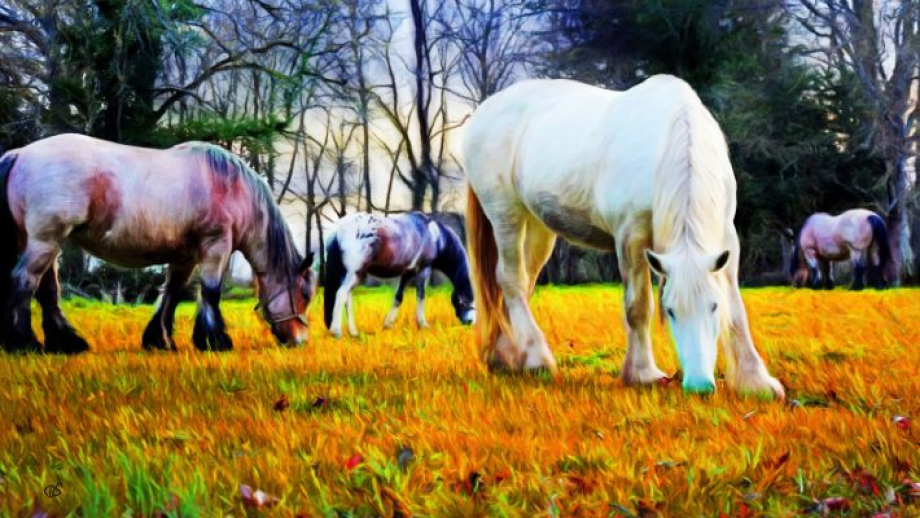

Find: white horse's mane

[652,95,733,317]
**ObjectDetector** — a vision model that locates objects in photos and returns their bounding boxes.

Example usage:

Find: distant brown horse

[0,134,316,354]
[790,209,892,290]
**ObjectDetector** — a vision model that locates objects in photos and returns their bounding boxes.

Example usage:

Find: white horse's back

[462,75,732,250]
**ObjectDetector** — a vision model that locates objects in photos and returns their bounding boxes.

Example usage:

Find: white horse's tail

[0,151,19,306]
[466,186,509,366]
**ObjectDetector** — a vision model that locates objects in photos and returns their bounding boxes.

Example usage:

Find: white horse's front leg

[724,242,784,399]
[330,272,358,338]
[617,229,667,385]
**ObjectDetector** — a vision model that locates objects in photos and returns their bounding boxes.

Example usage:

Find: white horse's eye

[666,308,676,320]
[710,302,718,313]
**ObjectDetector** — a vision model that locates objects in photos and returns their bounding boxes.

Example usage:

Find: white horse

[463,75,783,397]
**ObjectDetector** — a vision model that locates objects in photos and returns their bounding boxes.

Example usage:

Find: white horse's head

[645,248,731,394]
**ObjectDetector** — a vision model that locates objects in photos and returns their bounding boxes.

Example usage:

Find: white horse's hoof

[330,329,343,339]
[523,347,557,374]
[734,372,785,400]
[623,366,669,386]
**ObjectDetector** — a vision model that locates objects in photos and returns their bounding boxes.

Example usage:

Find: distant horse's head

[646,248,732,394]
[256,252,317,346]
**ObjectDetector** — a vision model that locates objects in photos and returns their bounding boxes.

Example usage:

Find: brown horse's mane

[185,142,302,275]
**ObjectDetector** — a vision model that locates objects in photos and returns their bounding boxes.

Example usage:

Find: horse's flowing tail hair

[466,186,509,365]
[867,213,892,282]
[0,152,19,305]
[323,236,347,328]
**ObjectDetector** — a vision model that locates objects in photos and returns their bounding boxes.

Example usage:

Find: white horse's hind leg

[524,220,556,294]
[617,223,667,385]
[345,293,359,337]
[724,235,784,398]
[493,211,556,372]
[330,272,359,338]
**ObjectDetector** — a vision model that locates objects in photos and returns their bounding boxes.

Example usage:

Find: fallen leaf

[239,483,279,509]
[803,496,850,514]
[311,396,329,411]
[765,451,791,469]
[901,478,920,499]
[464,471,483,495]
[273,395,289,412]
[852,468,880,496]
[345,453,363,471]
[396,445,414,471]
[742,410,758,420]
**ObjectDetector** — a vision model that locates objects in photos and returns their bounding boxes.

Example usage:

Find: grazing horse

[463,76,783,397]
[323,212,475,338]
[0,133,317,354]
[790,209,892,290]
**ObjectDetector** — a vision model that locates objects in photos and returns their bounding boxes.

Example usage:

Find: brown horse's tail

[0,151,19,304]
[466,186,508,365]
[867,213,893,287]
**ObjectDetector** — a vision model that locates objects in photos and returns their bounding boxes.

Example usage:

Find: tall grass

[0,286,917,516]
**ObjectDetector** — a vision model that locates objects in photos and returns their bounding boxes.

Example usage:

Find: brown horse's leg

[2,241,57,353]
[143,264,194,351]
[192,245,233,352]
[37,262,89,354]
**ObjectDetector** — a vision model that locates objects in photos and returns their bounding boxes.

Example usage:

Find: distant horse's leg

[851,252,865,291]
[192,245,233,352]
[383,273,413,329]
[143,264,194,351]
[819,260,834,290]
[37,261,89,354]
[2,240,58,353]
[618,224,667,385]
[493,211,556,372]
[805,250,820,289]
[414,267,431,329]
[330,272,359,338]
[724,233,784,398]
[345,292,359,337]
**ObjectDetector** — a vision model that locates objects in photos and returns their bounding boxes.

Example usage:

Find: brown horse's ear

[300,252,315,278]
[711,250,730,272]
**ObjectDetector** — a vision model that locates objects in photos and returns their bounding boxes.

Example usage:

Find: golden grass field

[0,286,918,517]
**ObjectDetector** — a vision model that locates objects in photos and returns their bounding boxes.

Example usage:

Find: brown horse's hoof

[44,330,90,355]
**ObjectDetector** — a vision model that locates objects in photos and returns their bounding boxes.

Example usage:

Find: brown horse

[0,134,316,354]
[790,209,892,290]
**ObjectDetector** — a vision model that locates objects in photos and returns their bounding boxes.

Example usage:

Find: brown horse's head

[256,252,317,346]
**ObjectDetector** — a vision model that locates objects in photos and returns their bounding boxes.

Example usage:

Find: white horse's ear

[645,250,667,277]
[711,250,730,272]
